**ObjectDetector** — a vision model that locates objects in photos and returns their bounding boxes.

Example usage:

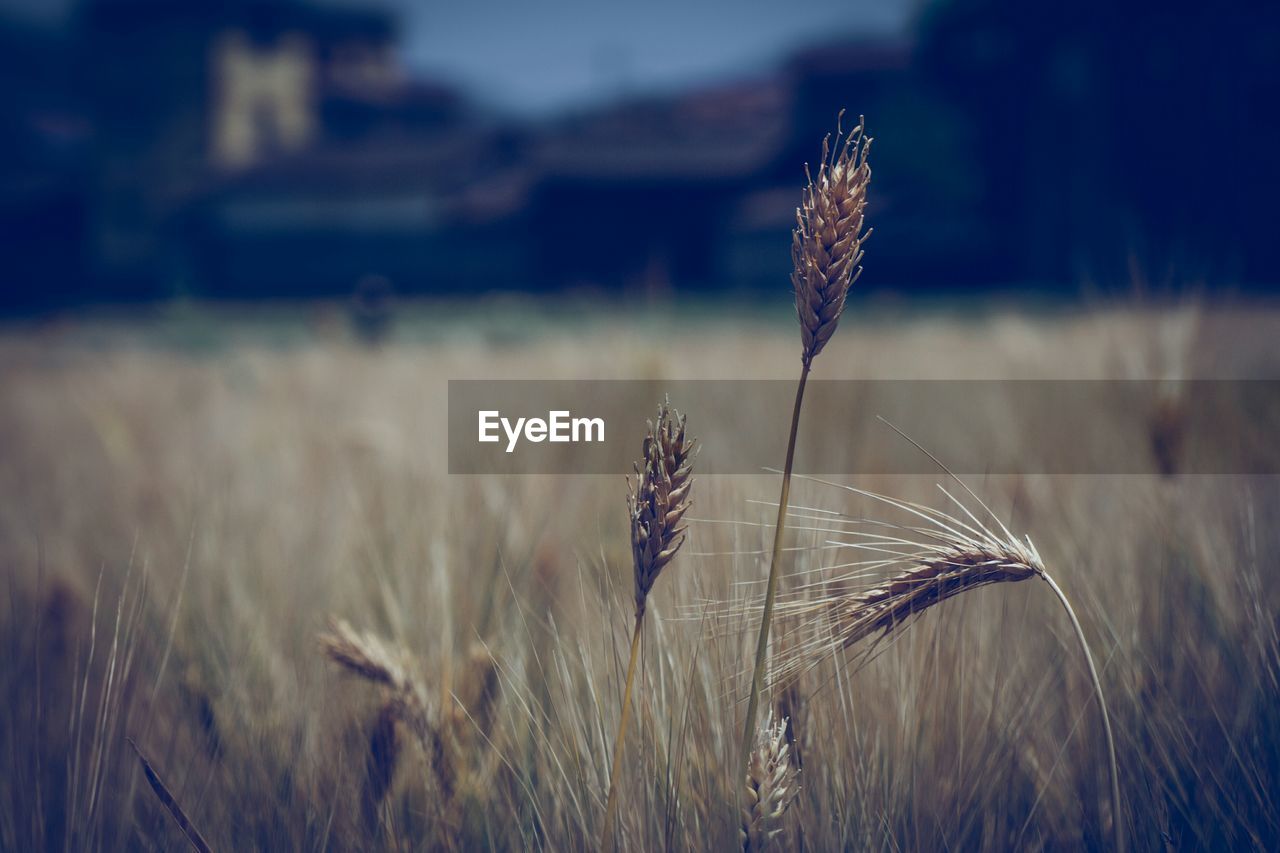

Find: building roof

[532,78,791,181]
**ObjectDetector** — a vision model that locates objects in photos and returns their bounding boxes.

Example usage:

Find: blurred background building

[1,0,1277,313]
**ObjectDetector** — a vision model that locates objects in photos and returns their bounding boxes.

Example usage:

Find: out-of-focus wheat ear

[127,737,213,853]
[317,616,434,775]
[740,712,799,852]
[318,617,408,690]
[792,113,872,368]
[317,616,469,841]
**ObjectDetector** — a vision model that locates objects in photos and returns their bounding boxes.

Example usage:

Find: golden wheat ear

[628,398,697,619]
[741,711,799,852]
[792,113,872,367]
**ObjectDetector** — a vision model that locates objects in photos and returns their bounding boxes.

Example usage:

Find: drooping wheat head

[319,616,447,833]
[319,617,507,837]
[319,618,412,689]
[741,711,799,852]
[738,473,1122,850]
[319,617,431,745]
[753,481,1043,687]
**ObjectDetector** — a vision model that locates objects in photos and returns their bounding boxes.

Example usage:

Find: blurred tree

[918,0,1280,287]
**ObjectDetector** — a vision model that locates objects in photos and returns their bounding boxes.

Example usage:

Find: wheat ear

[318,614,467,836]
[758,477,1121,851]
[318,617,432,745]
[740,114,872,786]
[740,711,799,852]
[601,399,695,849]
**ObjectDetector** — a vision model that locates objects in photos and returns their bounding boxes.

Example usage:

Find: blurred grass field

[2,297,1279,850]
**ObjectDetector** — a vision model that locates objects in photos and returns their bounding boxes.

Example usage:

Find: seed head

[628,399,696,619]
[792,115,872,367]
[741,711,799,851]
[763,485,1044,687]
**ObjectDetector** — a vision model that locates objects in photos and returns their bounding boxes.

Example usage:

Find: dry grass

[0,299,1278,850]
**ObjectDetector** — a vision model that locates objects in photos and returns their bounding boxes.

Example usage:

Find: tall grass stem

[602,616,644,849]
[1040,571,1122,852]
[739,363,810,786]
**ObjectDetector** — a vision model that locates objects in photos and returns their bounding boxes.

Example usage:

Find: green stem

[739,363,810,790]
[1040,571,1122,852]
[602,614,644,849]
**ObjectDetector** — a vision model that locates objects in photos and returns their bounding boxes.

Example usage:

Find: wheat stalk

[740,711,799,852]
[740,113,872,787]
[601,399,695,849]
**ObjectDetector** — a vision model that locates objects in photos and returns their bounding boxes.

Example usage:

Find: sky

[396,0,915,115]
[1,0,915,115]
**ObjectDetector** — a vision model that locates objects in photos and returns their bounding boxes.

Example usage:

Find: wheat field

[1,299,1278,850]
